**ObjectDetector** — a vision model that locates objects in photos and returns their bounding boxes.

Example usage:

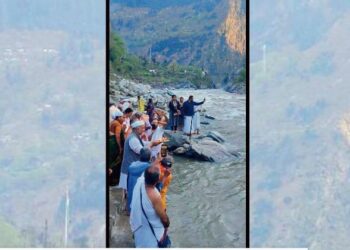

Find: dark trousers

[170,111,178,131]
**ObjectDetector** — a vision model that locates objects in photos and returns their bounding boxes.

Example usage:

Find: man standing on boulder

[168,95,180,132]
[182,95,205,136]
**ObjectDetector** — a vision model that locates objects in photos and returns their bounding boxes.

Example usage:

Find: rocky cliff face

[218,0,246,94]
[219,0,246,55]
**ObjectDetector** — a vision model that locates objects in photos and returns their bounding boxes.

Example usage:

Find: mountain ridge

[110,0,246,90]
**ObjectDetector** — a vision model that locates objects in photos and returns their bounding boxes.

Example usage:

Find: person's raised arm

[131,137,162,150]
[193,98,206,106]
[151,135,168,147]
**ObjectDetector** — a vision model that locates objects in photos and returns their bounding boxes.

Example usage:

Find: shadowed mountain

[250,1,350,249]
[0,0,105,247]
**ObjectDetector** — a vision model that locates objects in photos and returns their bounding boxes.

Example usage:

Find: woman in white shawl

[192,105,201,134]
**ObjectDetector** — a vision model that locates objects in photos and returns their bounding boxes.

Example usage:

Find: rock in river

[164,130,238,162]
[206,131,225,143]
[188,139,235,162]
[205,114,216,120]
[164,130,190,150]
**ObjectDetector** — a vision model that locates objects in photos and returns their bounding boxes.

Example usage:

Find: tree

[109,33,125,68]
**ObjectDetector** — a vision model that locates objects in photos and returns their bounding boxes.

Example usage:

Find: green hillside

[110,32,212,88]
[0,217,26,247]
[0,30,106,247]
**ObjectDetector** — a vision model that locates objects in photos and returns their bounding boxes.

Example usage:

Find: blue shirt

[127,161,150,211]
[182,100,205,116]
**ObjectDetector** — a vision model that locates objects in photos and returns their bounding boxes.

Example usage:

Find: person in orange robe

[158,157,173,209]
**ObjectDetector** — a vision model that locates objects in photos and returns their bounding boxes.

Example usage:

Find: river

[110,88,246,247]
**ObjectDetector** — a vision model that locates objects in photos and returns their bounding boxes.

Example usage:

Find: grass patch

[0,217,26,247]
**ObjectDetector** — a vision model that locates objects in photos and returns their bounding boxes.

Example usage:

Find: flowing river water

[110,89,246,247]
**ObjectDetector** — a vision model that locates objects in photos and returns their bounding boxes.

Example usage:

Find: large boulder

[164,130,239,162]
[164,130,189,150]
[187,139,236,162]
[173,147,186,154]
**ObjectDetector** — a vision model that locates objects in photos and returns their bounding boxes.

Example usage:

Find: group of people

[109,93,205,247]
[109,99,172,248]
[137,96,158,123]
[168,94,206,135]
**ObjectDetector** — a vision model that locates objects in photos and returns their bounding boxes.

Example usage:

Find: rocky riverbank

[110,75,172,110]
[110,75,243,163]
[109,75,244,109]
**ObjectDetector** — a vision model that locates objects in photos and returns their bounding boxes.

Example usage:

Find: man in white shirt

[119,120,164,209]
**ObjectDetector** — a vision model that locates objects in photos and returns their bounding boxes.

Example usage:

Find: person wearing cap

[110,110,126,153]
[109,103,121,123]
[119,119,165,208]
[127,147,151,212]
[109,110,125,185]
[131,112,151,141]
[159,157,173,209]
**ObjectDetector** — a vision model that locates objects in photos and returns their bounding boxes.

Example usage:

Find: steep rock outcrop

[219,0,246,55]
